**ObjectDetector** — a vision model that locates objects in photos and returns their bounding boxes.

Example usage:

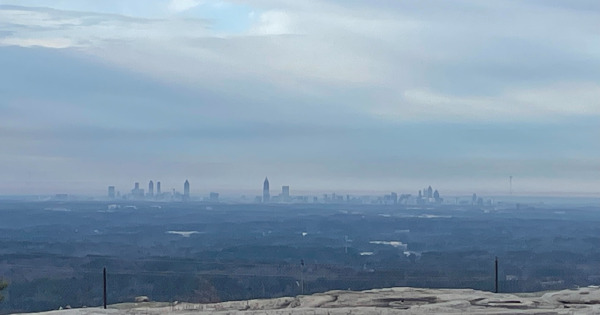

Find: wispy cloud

[248,10,294,35]
[167,0,203,13]
[372,83,600,121]
[0,37,73,48]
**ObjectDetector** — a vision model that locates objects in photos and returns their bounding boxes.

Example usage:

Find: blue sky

[0,0,598,196]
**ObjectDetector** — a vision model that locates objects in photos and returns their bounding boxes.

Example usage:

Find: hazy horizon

[2,185,600,199]
[1,1,598,196]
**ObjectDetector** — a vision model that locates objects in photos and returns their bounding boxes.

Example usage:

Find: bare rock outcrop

[26,286,600,314]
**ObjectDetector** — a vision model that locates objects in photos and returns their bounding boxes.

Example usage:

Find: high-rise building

[148,180,154,197]
[132,182,144,198]
[433,190,441,203]
[263,177,270,203]
[282,185,290,201]
[209,192,219,202]
[108,186,115,199]
[183,180,190,201]
[156,181,161,195]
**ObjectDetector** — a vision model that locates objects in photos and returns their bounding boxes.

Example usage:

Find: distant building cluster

[417,186,443,205]
[107,179,191,201]
[467,193,493,207]
[103,176,493,207]
[259,178,298,203]
[257,178,453,206]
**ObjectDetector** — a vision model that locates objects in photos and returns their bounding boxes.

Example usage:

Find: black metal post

[103,267,107,309]
[300,259,305,295]
[494,257,498,293]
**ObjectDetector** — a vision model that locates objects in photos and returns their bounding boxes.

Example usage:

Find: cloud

[249,10,294,35]
[372,83,600,121]
[0,6,83,28]
[0,5,211,48]
[1,2,599,122]
[0,37,73,48]
[167,0,203,13]
[0,1,599,194]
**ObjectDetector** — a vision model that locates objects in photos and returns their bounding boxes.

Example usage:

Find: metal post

[300,259,305,295]
[103,267,107,309]
[494,257,498,293]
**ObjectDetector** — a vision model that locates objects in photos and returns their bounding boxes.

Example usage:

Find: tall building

[148,180,154,197]
[132,182,144,198]
[183,180,190,201]
[433,190,441,203]
[108,186,115,199]
[263,177,270,203]
[282,185,290,201]
[156,181,161,195]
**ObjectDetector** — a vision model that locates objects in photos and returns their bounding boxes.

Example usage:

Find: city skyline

[91,175,593,202]
[0,1,598,196]
[100,176,459,206]
[3,174,599,198]
[75,176,596,206]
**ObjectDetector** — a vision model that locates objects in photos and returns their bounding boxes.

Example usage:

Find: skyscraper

[183,180,190,201]
[156,181,161,195]
[263,177,270,203]
[148,180,154,197]
[132,182,144,198]
[282,185,290,201]
[108,186,115,199]
[433,190,441,203]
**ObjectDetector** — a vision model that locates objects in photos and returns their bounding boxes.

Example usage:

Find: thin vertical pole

[494,257,498,293]
[103,267,107,309]
[300,259,305,295]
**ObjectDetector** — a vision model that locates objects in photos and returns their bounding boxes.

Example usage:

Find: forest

[1,199,599,313]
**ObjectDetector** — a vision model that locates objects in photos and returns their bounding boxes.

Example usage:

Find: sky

[0,0,599,196]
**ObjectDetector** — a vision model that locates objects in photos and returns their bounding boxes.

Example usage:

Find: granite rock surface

[29,286,600,314]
